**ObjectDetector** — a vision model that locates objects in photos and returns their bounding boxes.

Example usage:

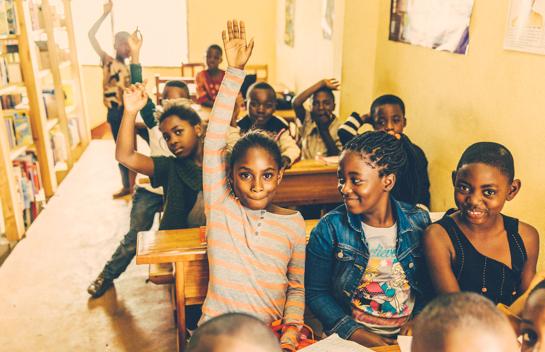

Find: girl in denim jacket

[305,130,432,348]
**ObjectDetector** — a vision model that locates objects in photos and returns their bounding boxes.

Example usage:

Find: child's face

[452,163,519,225]
[115,37,130,60]
[247,88,276,128]
[521,290,545,352]
[372,104,406,134]
[160,115,202,159]
[337,150,394,216]
[229,147,283,210]
[205,48,222,71]
[311,91,335,124]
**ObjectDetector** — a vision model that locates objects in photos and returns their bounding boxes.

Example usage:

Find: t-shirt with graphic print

[351,221,415,335]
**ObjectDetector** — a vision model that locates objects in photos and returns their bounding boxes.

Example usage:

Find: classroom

[1,0,544,351]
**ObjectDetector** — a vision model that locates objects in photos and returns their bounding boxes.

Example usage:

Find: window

[72,0,188,66]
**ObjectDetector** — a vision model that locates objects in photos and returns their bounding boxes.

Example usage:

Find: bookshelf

[0,0,90,241]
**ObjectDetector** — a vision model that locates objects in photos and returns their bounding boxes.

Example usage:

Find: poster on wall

[322,0,334,40]
[284,0,295,47]
[503,0,545,55]
[389,0,475,55]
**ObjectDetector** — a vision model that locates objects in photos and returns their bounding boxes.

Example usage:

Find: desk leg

[175,261,186,352]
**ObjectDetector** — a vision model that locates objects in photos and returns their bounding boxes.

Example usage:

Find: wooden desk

[274,159,342,207]
[371,346,401,352]
[136,219,319,352]
[200,106,296,122]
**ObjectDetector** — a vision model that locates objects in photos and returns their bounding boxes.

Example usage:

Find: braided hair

[229,130,283,171]
[342,130,420,205]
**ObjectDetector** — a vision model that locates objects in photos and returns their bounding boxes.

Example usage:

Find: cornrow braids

[229,129,283,171]
[343,130,421,205]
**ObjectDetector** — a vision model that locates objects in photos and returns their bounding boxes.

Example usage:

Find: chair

[154,74,197,105]
[181,62,205,78]
[245,64,268,82]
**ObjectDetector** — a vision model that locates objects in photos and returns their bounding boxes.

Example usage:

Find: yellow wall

[341,0,544,268]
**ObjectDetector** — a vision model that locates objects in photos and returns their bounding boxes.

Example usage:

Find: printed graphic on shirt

[103,56,130,110]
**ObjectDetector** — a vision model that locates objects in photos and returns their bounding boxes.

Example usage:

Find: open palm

[123,79,148,114]
[222,20,254,70]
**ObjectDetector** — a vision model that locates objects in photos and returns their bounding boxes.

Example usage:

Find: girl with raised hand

[200,20,306,352]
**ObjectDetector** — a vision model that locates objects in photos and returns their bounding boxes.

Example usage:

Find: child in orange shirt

[195,44,225,107]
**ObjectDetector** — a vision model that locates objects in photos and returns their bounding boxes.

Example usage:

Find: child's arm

[203,20,253,213]
[292,79,339,123]
[317,111,341,157]
[87,0,113,63]
[277,131,300,168]
[115,80,155,177]
[280,227,306,351]
[128,30,157,129]
[518,221,540,293]
[338,113,372,145]
[421,224,462,294]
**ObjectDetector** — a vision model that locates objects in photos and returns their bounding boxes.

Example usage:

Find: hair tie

[387,130,401,140]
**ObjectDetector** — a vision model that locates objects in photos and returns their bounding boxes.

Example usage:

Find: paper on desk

[300,334,374,351]
[397,335,412,352]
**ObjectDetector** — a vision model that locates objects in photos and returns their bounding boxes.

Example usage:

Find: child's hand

[128,29,143,53]
[103,0,113,14]
[282,156,291,169]
[361,113,373,125]
[222,20,254,70]
[123,79,149,114]
[322,78,340,90]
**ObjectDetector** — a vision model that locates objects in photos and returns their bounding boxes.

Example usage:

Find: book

[4,117,14,148]
[5,0,15,34]
[13,112,32,145]
[0,0,8,36]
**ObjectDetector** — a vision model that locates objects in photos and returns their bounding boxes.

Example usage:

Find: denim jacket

[305,196,433,339]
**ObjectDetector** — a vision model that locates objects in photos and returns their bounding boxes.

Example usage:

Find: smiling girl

[199,20,306,352]
[422,142,539,306]
[305,130,432,348]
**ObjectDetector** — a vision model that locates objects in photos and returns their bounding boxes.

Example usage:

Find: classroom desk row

[136,220,401,352]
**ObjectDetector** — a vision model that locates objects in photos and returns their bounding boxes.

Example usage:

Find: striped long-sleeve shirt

[201,66,306,351]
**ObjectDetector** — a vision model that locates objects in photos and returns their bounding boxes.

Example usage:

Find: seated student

[201,20,306,352]
[292,79,342,160]
[423,142,539,307]
[306,130,432,348]
[186,313,282,352]
[196,44,225,107]
[521,278,545,352]
[227,81,301,169]
[412,292,520,352]
[338,95,430,209]
[87,31,206,300]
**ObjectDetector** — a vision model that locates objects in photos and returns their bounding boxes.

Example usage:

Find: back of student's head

[370,95,405,117]
[456,142,515,183]
[247,81,276,99]
[186,313,281,352]
[114,31,130,45]
[342,130,420,205]
[154,98,201,127]
[162,80,190,100]
[412,292,519,352]
[230,130,283,171]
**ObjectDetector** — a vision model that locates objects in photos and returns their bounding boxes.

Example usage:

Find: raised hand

[222,19,254,70]
[103,0,113,14]
[123,79,149,114]
[323,78,340,90]
[128,29,143,52]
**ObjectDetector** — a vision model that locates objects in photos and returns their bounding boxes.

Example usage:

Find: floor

[0,140,177,351]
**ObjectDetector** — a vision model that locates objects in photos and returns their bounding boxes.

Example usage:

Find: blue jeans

[101,186,163,279]
[107,108,130,189]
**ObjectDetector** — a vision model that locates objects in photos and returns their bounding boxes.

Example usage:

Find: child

[338,95,430,209]
[521,278,545,352]
[196,44,225,107]
[186,313,282,352]
[411,292,520,352]
[228,81,301,169]
[201,20,306,352]
[292,79,342,160]
[87,31,205,299]
[305,130,432,348]
[88,0,133,199]
[423,142,539,306]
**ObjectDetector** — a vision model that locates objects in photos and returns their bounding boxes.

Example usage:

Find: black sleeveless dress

[435,209,527,305]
